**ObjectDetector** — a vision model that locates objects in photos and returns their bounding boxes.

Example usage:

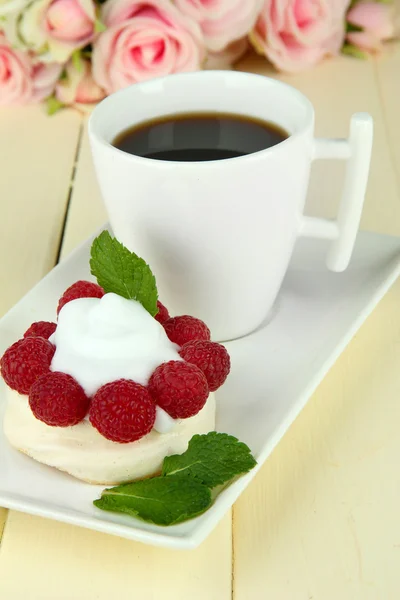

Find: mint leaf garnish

[94,475,211,526]
[90,231,158,316]
[94,432,257,526]
[162,431,256,488]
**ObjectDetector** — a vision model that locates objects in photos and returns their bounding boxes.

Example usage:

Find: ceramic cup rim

[89,70,315,167]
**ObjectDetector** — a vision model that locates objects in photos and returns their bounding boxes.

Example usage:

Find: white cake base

[3,389,216,485]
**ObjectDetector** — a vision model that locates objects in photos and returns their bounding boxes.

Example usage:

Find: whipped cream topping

[154,406,177,434]
[50,293,181,397]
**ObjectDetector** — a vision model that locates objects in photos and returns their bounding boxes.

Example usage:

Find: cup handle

[299,112,373,272]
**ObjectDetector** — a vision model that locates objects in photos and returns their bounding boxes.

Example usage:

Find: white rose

[3,0,96,63]
[0,0,29,17]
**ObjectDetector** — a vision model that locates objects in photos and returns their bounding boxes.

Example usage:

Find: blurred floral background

[0,0,398,111]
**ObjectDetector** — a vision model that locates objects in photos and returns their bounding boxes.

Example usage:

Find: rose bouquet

[0,0,397,110]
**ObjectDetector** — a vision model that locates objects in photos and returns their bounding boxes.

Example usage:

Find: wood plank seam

[231,507,235,600]
[55,121,85,264]
[0,510,8,547]
[0,108,83,553]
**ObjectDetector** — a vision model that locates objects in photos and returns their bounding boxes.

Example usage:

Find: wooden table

[0,48,400,600]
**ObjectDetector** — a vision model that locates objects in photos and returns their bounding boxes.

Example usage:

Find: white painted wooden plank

[0,107,82,315]
[59,123,107,260]
[234,280,400,600]
[0,512,232,600]
[234,51,400,600]
[0,106,82,543]
[375,44,400,194]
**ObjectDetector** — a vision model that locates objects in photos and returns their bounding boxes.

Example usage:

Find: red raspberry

[24,321,57,340]
[148,361,209,419]
[29,372,89,427]
[57,280,104,315]
[89,379,156,443]
[1,337,55,395]
[179,341,231,392]
[163,316,211,347]
[154,301,170,324]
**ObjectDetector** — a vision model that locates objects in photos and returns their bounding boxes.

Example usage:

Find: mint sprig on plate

[94,475,211,526]
[162,431,256,488]
[94,432,257,526]
[90,231,158,316]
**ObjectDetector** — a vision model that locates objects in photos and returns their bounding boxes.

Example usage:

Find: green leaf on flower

[346,22,363,33]
[36,42,50,56]
[46,95,65,116]
[72,50,83,72]
[94,17,106,33]
[162,431,257,488]
[94,475,212,526]
[59,68,68,81]
[90,231,158,316]
[348,0,392,7]
[342,42,368,59]
[81,43,93,53]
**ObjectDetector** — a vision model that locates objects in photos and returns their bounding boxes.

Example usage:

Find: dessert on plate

[0,232,230,485]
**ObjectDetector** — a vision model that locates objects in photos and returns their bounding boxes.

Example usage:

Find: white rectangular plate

[1,229,399,549]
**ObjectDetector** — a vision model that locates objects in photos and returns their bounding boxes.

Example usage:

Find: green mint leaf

[94,475,211,526]
[162,431,257,488]
[46,95,65,116]
[90,231,158,316]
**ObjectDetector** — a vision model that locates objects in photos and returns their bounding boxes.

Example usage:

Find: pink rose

[3,0,96,63]
[205,37,249,70]
[347,1,394,52]
[251,0,351,73]
[43,0,94,42]
[174,0,263,52]
[92,0,205,94]
[55,59,106,105]
[0,33,61,105]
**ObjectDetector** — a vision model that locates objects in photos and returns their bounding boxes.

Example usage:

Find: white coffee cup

[89,71,373,342]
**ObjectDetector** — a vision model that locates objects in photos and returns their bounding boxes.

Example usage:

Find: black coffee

[112,112,288,162]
